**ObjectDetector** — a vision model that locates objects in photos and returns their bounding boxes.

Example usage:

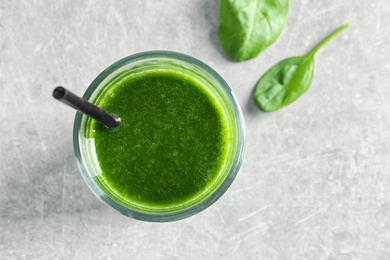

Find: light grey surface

[1,0,389,259]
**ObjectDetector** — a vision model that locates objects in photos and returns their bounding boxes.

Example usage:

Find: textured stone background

[1,0,390,259]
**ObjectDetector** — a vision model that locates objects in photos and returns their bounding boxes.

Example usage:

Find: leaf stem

[307,23,350,57]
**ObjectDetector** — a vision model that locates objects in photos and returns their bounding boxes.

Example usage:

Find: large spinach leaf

[254,24,349,112]
[218,0,289,62]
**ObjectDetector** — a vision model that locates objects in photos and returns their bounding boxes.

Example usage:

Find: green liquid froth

[87,69,230,210]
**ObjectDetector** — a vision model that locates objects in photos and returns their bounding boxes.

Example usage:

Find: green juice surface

[87,69,230,210]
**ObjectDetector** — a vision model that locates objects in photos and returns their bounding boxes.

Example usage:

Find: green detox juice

[84,69,230,211]
[75,52,245,221]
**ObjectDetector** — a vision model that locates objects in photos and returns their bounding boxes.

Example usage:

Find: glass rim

[73,50,246,222]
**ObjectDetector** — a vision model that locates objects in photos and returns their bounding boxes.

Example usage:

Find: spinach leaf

[254,24,350,112]
[218,0,289,62]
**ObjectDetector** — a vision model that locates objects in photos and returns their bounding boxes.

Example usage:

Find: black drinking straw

[53,86,120,129]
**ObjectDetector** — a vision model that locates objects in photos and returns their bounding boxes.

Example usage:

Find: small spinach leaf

[218,0,289,62]
[254,24,350,112]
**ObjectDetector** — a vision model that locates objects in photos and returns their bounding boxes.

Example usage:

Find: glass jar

[73,51,245,222]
